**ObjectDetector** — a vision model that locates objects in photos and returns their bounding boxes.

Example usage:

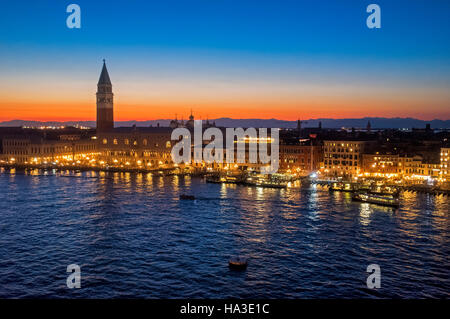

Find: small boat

[352,192,399,208]
[180,194,196,200]
[252,181,287,188]
[329,182,356,192]
[228,257,248,270]
[368,185,400,197]
[206,175,240,184]
[245,176,287,188]
[205,176,222,184]
[369,190,400,197]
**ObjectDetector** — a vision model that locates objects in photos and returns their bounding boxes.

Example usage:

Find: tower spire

[98,59,111,85]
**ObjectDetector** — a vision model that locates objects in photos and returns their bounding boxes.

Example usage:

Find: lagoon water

[0,168,448,298]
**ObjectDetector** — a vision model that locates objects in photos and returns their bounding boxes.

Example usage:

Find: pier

[312,180,450,196]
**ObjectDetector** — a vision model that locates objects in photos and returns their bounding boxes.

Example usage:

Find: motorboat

[352,192,399,208]
[228,257,248,270]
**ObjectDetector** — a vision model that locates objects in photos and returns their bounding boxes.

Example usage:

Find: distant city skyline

[3,117,450,130]
[1,0,449,121]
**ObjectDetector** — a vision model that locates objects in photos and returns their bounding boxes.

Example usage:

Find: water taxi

[244,175,287,188]
[369,185,399,196]
[352,192,399,208]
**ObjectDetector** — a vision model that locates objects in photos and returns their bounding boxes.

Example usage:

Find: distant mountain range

[1,117,450,129]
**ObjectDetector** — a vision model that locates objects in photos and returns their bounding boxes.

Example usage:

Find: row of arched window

[102,138,171,148]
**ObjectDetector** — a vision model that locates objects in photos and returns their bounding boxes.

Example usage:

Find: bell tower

[96,59,114,131]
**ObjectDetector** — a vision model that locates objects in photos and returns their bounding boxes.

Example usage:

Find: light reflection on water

[0,169,448,298]
[359,203,373,227]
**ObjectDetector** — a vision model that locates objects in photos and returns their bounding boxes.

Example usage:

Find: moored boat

[206,175,240,184]
[369,189,399,197]
[244,174,288,188]
[248,180,287,188]
[352,192,399,208]
[329,182,357,192]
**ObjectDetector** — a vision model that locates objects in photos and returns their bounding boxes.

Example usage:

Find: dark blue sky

[1,0,450,58]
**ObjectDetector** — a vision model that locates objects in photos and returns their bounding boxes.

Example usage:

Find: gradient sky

[0,0,449,121]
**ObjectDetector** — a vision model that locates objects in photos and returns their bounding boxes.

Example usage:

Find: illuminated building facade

[279,144,322,174]
[362,153,402,178]
[0,135,97,164]
[97,127,173,168]
[440,148,450,184]
[188,132,279,172]
[323,141,371,178]
[362,153,441,180]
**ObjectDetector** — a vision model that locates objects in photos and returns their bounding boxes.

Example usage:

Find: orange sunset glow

[1,90,449,122]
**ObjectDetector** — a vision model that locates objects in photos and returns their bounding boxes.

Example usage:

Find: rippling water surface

[0,168,448,298]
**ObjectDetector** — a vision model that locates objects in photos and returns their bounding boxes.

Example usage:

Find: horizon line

[1,116,450,123]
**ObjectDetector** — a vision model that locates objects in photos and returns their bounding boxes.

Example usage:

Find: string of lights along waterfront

[0,168,448,298]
